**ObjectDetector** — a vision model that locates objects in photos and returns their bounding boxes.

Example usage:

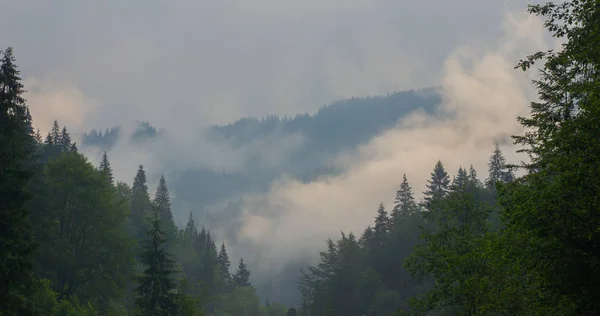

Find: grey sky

[1,0,530,133]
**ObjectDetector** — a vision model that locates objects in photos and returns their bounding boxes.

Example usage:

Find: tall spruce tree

[422,160,450,209]
[153,175,177,247]
[372,203,390,249]
[451,166,469,191]
[217,243,232,292]
[51,119,60,147]
[60,126,71,152]
[99,151,114,185]
[0,46,37,315]
[391,174,418,219]
[135,207,178,316]
[131,164,151,242]
[486,143,513,188]
[233,258,252,288]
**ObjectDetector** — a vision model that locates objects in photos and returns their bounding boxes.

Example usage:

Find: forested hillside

[80,88,442,220]
[2,1,600,315]
[0,48,294,316]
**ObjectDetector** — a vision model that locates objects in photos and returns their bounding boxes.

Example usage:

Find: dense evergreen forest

[2,1,600,315]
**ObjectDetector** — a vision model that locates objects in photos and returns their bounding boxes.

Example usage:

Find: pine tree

[0,47,38,315]
[422,160,450,209]
[135,207,178,315]
[51,119,61,147]
[233,258,252,288]
[486,143,513,188]
[131,165,151,242]
[99,151,114,185]
[183,211,198,241]
[372,203,390,248]
[468,165,480,187]
[153,175,177,245]
[217,243,232,292]
[451,166,469,191]
[60,126,71,151]
[391,174,417,220]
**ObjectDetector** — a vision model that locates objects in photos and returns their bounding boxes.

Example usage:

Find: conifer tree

[392,174,418,219]
[372,203,390,248]
[135,207,178,315]
[486,143,513,188]
[468,165,480,187]
[217,243,232,292]
[451,166,469,191]
[131,165,151,242]
[153,175,177,246]
[60,126,71,151]
[422,160,450,209]
[99,151,114,185]
[183,211,198,241]
[233,258,252,288]
[51,119,61,146]
[0,47,38,315]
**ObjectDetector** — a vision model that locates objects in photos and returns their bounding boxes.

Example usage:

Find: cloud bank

[4,0,528,134]
[229,11,553,287]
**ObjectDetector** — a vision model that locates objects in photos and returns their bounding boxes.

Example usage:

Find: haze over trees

[2,0,600,315]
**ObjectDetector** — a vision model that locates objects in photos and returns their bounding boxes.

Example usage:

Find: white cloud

[229,11,551,281]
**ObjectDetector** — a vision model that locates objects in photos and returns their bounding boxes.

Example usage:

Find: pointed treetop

[423,160,450,208]
[486,143,514,188]
[51,120,61,145]
[60,126,71,151]
[392,174,417,218]
[99,151,113,185]
[184,211,198,239]
[233,258,252,288]
[451,166,469,191]
[468,165,480,186]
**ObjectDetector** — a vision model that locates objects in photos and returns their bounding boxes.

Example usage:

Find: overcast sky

[1,0,535,133]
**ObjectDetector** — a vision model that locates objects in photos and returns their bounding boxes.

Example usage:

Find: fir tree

[392,174,417,219]
[468,165,480,187]
[451,166,469,191]
[51,119,61,146]
[233,258,252,288]
[131,165,151,242]
[60,126,71,151]
[183,211,198,241]
[422,160,450,209]
[217,243,232,292]
[372,203,390,248]
[135,208,178,315]
[99,151,114,185]
[486,143,513,188]
[153,175,177,245]
[0,47,37,315]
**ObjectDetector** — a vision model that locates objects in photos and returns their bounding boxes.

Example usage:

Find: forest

[2,1,600,315]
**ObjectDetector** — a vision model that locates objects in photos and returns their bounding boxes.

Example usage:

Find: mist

[225,11,556,303]
[2,0,557,307]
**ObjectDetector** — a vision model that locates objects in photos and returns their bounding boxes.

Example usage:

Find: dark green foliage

[135,208,178,316]
[391,174,418,220]
[0,46,37,316]
[233,258,252,288]
[131,165,152,243]
[217,243,232,293]
[31,151,135,306]
[153,175,178,248]
[99,151,114,185]
[485,143,513,189]
[422,160,450,209]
